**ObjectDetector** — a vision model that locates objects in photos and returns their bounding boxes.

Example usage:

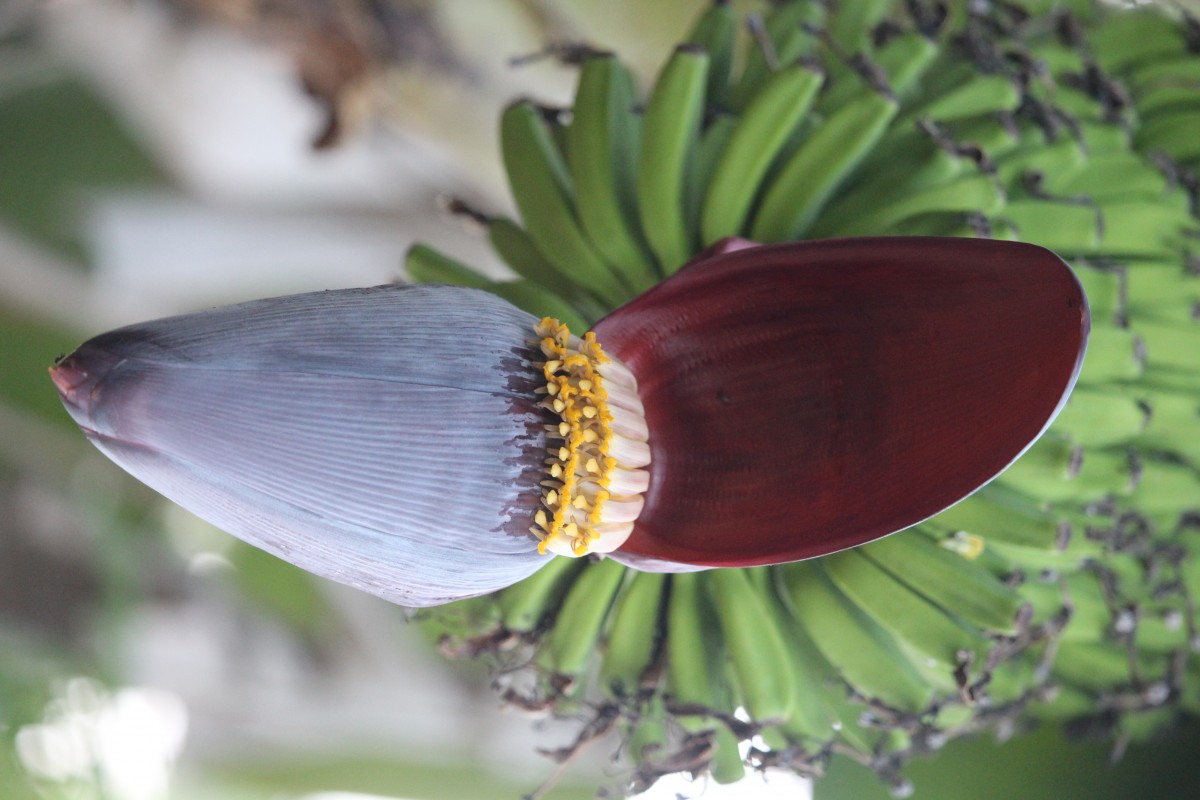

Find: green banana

[1134,387,1200,462]
[822,548,984,671]
[701,61,823,243]
[405,244,588,329]
[1053,641,1168,693]
[760,581,839,745]
[996,436,1137,503]
[905,74,1023,123]
[877,33,941,95]
[1076,325,1145,384]
[859,528,1021,633]
[541,557,629,678]
[1089,9,1191,71]
[994,138,1089,194]
[1050,385,1151,446]
[500,101,631,306]
[486,215,593,311]
[1125,261,1200,324]
[927,488,1068,551]
[730,2,824,112]
[709,567,797,723]
[684,0,738,107]
[625,694,668,764]
[1078,120,1133,155]
[822,172,1006,236]
[489,281,590,334]
[664,572,723,732]
[1128,55,1200,115]
[1070,264,1121,325]
[819,31,939,112]
[779,561,934,713]
[1136,111,1200,166]
[1133,319,1200,373]
[1127,458,1200,521]
[497,555,585,633]
[600,571,668,699]
[826,0,893,53]
[1041,152,1170,201]
[685,113,738,243]
[637,45,709,274]
[567,54,659,291]
[709,722,746,785]
[404,244,491,289]
[752,86,898,241]
[782,602,881,753]
[814,145,967,235]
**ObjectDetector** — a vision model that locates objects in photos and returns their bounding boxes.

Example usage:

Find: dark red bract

[595,237,1089,567]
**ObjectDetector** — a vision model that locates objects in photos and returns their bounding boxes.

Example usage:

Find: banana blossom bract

[51,238,1089,606]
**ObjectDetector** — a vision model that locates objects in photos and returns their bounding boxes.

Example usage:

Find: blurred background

[2,1,1200,799]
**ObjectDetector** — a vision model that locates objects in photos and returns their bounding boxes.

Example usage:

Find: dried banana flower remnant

[51,238,1085,606]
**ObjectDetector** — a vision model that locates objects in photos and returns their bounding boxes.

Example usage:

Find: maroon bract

[595,237,1089,567]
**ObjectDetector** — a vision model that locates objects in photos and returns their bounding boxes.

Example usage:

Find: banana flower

[51,237,1088,606]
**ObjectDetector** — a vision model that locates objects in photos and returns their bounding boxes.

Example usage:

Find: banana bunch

[411,0,1200,793]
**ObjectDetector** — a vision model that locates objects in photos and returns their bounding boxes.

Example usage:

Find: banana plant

[50,0,1200,795]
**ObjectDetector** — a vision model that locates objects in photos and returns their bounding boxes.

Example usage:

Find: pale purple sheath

[54,285,551,606]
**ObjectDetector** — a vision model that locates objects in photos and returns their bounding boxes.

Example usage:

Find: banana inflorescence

[413,0,1200,793]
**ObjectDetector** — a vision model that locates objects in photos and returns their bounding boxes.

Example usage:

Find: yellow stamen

[529,317,649,558]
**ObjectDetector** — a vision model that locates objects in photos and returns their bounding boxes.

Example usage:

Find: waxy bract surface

[596,237,1089,567]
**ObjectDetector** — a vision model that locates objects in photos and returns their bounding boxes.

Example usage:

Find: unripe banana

[486,216,592,311]
[1076,325,1146,384]
[709,568,797,723]
[600,571,668,699]
[752,87,898,240]
[709,723,746,785]
[827,0,894,53]
[701,61,823,243]
[996,436,1137,503]
[568,55,659,291]
[1071,265,1122,325]
[994,138,1088,193]
[684,0,738,107]
[1050,385,1151,446]
[824,173,1005,236]
[498,555,585,633]
[500,101,631,306]
[404,244,491,289]
[1089,8,1192,71]
[541,557,629,678]
[664,572,722,732]
[1129,55,1200,115]
[906,74,1023,123]
[817,141,966,232]
[731,2,824,111]
[488,280,590,337]
[1042,152,1170,201]
[859,528,1021,633]
[822,549,985,671]
[820,32,938,113]
[928,487,1069,551]
[637,45,710,274]
[779,561,934,713]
